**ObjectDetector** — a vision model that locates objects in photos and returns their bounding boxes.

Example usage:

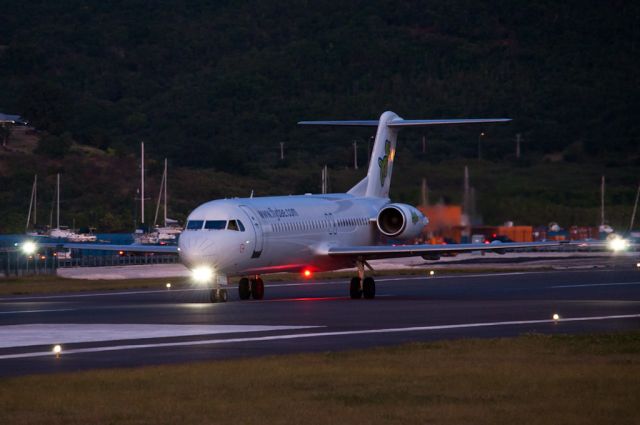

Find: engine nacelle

[376,203,428,240]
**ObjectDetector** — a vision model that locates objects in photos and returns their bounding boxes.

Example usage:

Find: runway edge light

[53,344,62,358]
[553,313,560,321]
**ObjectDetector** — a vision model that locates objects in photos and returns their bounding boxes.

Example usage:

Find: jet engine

[376,203,428,240]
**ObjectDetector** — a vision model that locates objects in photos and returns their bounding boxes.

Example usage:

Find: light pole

[477,132,485,160]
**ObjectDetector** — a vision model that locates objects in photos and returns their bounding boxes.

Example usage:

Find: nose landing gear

[209,288,228,303]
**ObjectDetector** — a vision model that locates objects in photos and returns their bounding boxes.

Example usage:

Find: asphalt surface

[1,260,639,377]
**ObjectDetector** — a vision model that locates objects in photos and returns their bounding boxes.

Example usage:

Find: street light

[478,132,485,160]
[21,241,37,255]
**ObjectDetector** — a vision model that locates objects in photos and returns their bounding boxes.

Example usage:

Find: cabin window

[205,220,227,230]
[186,220,204,230]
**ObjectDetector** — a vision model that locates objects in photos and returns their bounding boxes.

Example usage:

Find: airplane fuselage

[178,194,391,277]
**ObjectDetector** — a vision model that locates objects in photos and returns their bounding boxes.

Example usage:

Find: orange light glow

[303,269,312,278]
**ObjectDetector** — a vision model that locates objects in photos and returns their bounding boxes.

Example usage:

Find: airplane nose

[178,232,216,267]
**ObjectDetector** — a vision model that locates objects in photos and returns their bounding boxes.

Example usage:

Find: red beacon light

[303,269,313,279]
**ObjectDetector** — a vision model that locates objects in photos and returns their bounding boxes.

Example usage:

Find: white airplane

[41,111,561,302]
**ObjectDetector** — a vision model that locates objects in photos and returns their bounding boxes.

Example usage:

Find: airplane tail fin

[299,112,510,198]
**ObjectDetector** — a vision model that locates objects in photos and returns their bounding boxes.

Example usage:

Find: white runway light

[53,344,62,358]
[429,270,435,276]
[191,266,214,284]
[553,313,560,321]
[166,283,172,289]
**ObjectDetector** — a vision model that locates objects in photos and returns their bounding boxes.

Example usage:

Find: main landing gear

[350,259,375,299]
[238,276,264,300]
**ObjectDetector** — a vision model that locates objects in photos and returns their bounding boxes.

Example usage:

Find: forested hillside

[0,0,638,232]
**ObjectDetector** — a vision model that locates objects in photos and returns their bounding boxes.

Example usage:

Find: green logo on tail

[411,211,419,224]
[377,140,391,186]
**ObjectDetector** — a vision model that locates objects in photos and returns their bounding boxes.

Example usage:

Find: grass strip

[0,275,192,296]
[1,332,639,424]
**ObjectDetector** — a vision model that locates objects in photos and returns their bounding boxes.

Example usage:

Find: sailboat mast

[141,142,145,225]
[600,175,605,227]
[26,174,37,231]
[153,161,164,227]
[56,173,60,229]
[164,158,168,227]
[33,174,37,226]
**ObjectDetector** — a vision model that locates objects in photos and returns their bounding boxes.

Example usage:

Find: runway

[1,264,639,376]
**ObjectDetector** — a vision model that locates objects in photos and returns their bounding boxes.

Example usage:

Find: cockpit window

[204,220,227,230]
[227,220,246,231]
[186,220,204,230]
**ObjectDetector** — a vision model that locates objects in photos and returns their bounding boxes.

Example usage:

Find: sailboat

[46,173,97,241]
[133,145,182,245]
[151,158,183,243]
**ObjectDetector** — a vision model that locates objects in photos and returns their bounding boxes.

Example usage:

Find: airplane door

[325,212,337,236]
[239,205,264,258]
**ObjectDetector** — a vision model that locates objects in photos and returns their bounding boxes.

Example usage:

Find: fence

[1,247,179,278]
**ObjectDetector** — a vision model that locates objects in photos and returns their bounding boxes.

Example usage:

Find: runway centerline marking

[551,281,640,289]
[1,314,638,360]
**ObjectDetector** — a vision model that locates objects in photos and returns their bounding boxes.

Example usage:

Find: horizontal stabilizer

[387,118,511,127]
[298,120,379,127]
[298,118,510,127]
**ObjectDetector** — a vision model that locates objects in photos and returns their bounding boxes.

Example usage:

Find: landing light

[21,241,37,255]
[608,237,629,252]
[192,266,214,284]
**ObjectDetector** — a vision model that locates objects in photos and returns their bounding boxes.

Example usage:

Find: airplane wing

[36,242,179,254]
[328,241,562,260]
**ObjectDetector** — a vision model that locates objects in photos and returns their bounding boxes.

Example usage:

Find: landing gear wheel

[210,288,228,303]
[350,277,362,299]
[238,278,251,300]
[218,289,228,302]
[250,277,264,300]
[209,289,219,303]
[363,277,376,299]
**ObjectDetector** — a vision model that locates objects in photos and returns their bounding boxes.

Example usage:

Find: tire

[363,277,376,299]
[218,289,228,302]
[209,289,219,303]
[350,277,362,299]
[238,278,251,300]
[251,278,264,300]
